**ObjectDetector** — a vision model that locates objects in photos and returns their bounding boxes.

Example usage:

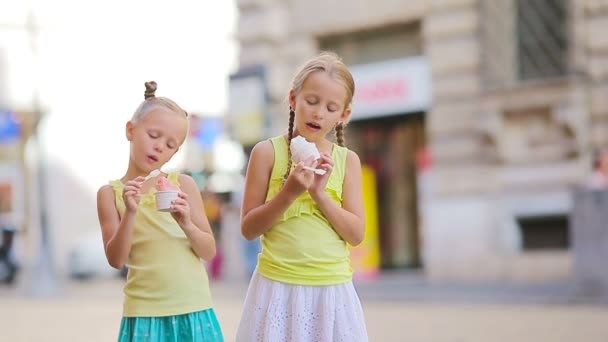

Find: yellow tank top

[257,136,353,285]
[109,172,213,317]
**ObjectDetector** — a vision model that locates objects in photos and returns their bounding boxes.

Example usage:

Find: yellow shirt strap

[167,172,181,187]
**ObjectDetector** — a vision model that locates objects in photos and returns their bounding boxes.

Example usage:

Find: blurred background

[2,0,608,341]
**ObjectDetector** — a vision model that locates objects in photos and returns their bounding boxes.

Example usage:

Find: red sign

[350,57,432,120]
[357,79,409,103]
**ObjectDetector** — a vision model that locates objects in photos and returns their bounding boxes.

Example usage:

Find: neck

[122,159,150,182]
[315,139,333,153]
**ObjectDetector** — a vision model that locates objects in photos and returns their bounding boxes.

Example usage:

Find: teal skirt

[118,308,224,342]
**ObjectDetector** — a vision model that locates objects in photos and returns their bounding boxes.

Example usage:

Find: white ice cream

[290,136,320,163]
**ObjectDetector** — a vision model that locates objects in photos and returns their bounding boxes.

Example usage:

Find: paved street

[1,275,608,342]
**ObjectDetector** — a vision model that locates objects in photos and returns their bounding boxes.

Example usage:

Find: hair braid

[335,122,345,147]
[283,108,296,181]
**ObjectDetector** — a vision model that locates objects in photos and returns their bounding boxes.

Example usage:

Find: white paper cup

[155,191,179,212]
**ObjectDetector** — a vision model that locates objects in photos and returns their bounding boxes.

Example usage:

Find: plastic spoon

[303,166,327,175]
[144,169,161,181]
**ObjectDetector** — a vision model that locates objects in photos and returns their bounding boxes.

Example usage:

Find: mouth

[147,155,159,163]
[306,122,321,130]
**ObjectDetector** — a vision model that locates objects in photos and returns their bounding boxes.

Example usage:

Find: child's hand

[122,176,145,213]
[170,192,193,229]
[284,156,318,196]
[309,152,333,198]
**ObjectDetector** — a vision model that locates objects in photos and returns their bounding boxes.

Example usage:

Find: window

[481,0,570,88]
[319,23,422,66]
[517,214,570,250]
[516,0,569,81]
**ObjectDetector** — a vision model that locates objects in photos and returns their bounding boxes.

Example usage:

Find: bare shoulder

[251,139,275,160]
[97,184,115,202]
[244,139,275,189]
[177,174,204,198]
[96,184,118,219]
[345,149,362,168]
[177,174,204,207]
[177,173,197,189]
[248,139,275,172]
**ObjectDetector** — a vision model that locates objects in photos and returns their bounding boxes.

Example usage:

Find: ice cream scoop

[290,136,327,175]
[155,176,180,211]
[155,176,179,191]
[290,136,320,163]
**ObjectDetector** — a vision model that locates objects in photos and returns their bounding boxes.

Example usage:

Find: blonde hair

[291,51,355,109]
[284,52,355,180]
[131,81,189,122]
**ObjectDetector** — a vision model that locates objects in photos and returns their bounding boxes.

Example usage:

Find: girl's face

[126,108,188,174]
[289,71,351,142]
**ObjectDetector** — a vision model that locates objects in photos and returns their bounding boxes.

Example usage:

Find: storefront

[347,57,432,270]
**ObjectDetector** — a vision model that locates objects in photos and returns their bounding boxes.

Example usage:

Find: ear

[288,89,297,110]
[340,107,352,124]
[125,121,135,141]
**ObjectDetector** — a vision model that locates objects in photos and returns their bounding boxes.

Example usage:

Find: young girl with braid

[235,52,369,341]
[96,81,224,341]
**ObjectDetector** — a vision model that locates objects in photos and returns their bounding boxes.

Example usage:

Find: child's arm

[309,150,366,246]
[97,180,140,269]
[172,174,217,261]
[241,140,314,240]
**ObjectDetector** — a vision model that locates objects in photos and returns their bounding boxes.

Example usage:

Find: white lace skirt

[235,271,368,342]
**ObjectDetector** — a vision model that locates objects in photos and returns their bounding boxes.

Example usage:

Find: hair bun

[144,81,158,99]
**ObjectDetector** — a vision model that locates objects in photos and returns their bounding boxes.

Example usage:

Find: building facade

[229,0,606,282]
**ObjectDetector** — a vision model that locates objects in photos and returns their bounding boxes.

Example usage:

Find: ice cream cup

[155,191,179,212]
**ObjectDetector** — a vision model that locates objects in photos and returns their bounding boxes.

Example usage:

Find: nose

[312,109,323,120]
[153,141,163,153]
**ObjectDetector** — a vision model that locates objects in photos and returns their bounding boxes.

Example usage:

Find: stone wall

[584,1,608,148]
